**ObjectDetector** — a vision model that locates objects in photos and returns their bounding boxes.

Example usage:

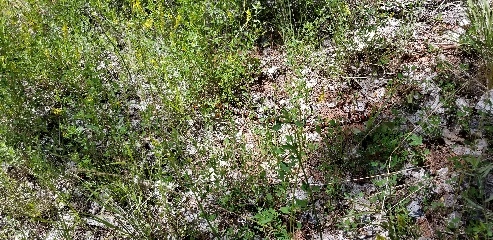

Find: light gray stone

[476,90,493,114]
[407,200,423,218]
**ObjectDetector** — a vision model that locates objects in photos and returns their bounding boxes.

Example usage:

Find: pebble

[476,90,493,114]
[407,200,424,218]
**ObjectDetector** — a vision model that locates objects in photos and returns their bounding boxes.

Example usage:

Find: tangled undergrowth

[1,0,493,239]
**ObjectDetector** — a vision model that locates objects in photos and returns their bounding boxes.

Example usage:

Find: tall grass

[467,0,493,89]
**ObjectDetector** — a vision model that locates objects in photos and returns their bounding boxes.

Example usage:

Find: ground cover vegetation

[1,0,493,239]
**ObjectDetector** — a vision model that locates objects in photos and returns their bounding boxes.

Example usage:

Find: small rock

[306,132,321,142]
[267,66,279,75]
[301,67,312,75]
[452,139,488,156]
[476,139,488,151]
[326,102,337,108]
[459,18,470,27]
[322,39,332,48]
[353,198,371,212]
[407,111,422,124]
[447,211,462,228]
[292,189,307,200]
[306,78,318,88]
[476,90,493,114]
[433,181,454,194]
[419,79,440,95]
[444,30,461,43]
[437,167,449,177]
[301,211,318,225]
[443,128,464,145]
[425,95,444,114]
[456,98,471,112]
[370,88,386,102]
[355,100,366,112]
[442,194,457,208]
[86,214,116,228]
[407,200,423,218]
[410,168,426,180]
[45,230,63,240]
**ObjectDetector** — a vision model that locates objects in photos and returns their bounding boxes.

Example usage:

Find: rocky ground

[2,0,493,239]
[213,1,493,238]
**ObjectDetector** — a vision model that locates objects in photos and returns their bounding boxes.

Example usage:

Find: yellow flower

[343,5,351,15]
[246,9,252,23]
[318,92,325,102]
[144,18,153,29]
[75,47,81,61]
[174,14,182,29]
[132,0,142,12]
[52,108,63,115]
[62,24,68,38]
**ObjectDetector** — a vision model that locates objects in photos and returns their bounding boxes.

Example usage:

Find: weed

[2,0,490,238]
[453,154,493,239]
[466,0,493,89]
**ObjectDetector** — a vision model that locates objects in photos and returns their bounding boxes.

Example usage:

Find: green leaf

[407,93,413,104]
[479,164,493,178]
[295,120,304,127]
[301,182,309,191]
[281,144,295,151]
[409,134,423,146]
[259,218,271,225]
[295,199,307,208]
[328,119,337,126]
[280,206,290,214]
[280,162,291,172]
[273,147,285,155]
[272,123,282,131]
[376,235,387,240]
[423,148,430,155]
